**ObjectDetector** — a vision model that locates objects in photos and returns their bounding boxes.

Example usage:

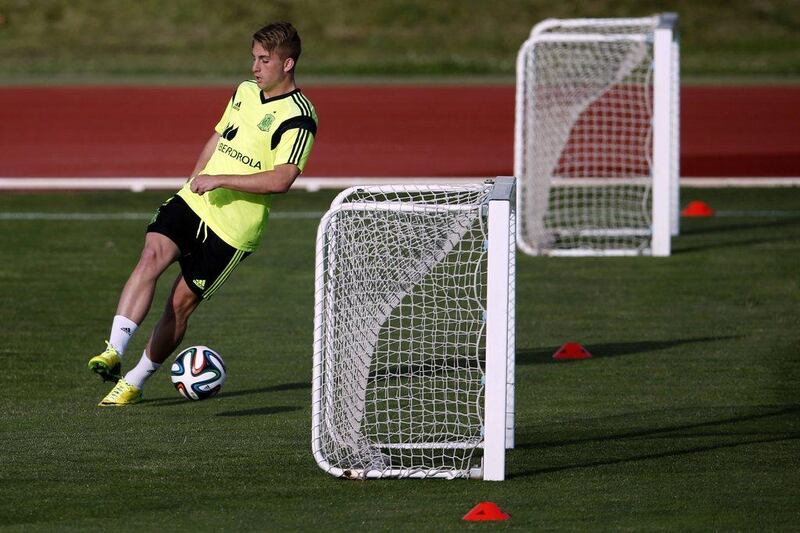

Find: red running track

[0,85,798,178]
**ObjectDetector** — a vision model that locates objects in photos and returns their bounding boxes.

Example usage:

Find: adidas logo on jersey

[193,279,206,289]
[232,101,241,111]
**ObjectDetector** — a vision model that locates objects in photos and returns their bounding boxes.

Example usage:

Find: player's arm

[192,116,314,195]
[188,132,221,182]
[190,164,300,195]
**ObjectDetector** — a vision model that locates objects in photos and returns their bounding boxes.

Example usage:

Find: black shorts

[146,195,250,300]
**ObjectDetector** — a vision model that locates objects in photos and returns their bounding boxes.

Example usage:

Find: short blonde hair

[252,22,301,65]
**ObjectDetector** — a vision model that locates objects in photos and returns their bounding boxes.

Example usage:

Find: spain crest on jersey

[258,114,275,132]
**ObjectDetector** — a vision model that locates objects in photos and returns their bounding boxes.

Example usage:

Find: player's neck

[262,78,297,100]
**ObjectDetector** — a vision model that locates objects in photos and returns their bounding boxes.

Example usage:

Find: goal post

[312,177,516,480]
[515,13,680,256]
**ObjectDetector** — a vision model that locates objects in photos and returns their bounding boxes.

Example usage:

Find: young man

[88,22,317,406]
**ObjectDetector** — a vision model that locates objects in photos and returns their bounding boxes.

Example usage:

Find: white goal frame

[312,177,516,481]
[514,13,680,256]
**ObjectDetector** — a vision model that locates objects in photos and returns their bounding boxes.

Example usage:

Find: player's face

[251,42,293,94]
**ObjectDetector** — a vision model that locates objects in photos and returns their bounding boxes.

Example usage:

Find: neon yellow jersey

[178,81,317,251]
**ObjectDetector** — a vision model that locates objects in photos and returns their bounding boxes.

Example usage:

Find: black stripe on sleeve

[288,129,302,163]
[270,116,317,150]
[291,93,311,116]
[288,129,310,165]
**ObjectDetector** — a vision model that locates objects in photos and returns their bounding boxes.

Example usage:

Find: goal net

[312,178,515,480]
[515,14,679,256]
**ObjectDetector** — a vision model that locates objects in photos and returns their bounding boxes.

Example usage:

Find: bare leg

[116,233,181,324]
[145,274,202,365]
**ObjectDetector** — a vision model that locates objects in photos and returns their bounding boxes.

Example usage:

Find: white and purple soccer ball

[170,346,227,400]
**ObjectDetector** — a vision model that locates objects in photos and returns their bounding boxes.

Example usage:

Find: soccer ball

[170,345,227,400]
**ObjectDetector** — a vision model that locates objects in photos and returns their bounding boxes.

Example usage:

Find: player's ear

[283,57,295,73]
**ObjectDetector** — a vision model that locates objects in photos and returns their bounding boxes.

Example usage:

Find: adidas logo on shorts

[193,279,206,289]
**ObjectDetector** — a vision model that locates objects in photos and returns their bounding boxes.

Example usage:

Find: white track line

[681,178,800,188]
[1,176,799,191]
[0,177,488,191]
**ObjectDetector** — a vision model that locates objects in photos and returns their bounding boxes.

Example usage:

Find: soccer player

[88,22,317,406]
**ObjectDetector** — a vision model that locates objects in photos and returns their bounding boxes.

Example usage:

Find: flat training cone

[681,200,715,217]
[463,502,510,521]
[553,342,592,360]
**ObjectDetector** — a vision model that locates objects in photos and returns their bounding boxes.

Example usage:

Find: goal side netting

[312,178,515,480]
[515,14,679,256]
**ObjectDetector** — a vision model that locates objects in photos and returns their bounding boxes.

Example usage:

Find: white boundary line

[1,176,799,191]
[0,177,486,192]
[680,178,800,188]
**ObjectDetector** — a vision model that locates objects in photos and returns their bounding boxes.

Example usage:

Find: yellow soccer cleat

[88,341,122,382]
[98,379,142,407]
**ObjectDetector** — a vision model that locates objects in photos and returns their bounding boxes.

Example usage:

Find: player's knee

[172,291,200,322]
[135,246,167,276]
[135,233,178,276]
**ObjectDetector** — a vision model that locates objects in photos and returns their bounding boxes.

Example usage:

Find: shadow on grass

[675,216,800,254]
[216,405,301,417]
[517,336,738,364]
[141,381,310,407]
[675,235,799,254]
[680,216,800,236]
[513,434,800,478]
[217,381,310,399]
[510,404,800,479]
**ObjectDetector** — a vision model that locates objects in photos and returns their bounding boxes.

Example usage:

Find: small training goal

[515,13,680,256]
[312,177,516,480]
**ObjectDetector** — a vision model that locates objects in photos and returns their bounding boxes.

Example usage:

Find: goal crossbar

[531,34,649,43]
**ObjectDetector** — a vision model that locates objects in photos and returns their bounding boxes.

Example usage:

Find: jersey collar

[260,88,301,105]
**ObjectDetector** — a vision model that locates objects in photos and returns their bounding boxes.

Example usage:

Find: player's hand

[190,175,219,195]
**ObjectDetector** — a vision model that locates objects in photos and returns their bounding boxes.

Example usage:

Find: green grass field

[1,187,798,530]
